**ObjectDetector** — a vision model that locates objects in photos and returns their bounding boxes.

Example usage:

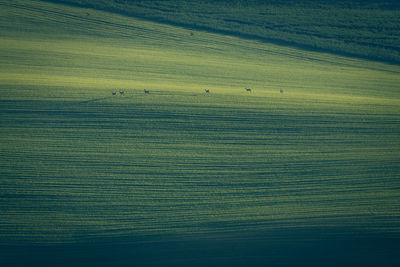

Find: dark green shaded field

[1,94,399,265]
[42,0,400,63]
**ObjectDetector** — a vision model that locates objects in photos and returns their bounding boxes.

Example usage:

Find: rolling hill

[0,0,399,266]
[41,0,400,63]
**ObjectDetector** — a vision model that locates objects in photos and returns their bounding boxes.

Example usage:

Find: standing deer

[119,91,125,95]
[205,89,210,93]
[144,89,150,94]
[245,88,252,92]
[280,89,284,94]
[112,92,117,95]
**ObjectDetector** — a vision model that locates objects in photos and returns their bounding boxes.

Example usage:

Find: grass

[41,0,400,63]
[0,0,400,265]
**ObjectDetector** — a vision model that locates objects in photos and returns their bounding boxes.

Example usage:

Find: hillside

[1,0,400,266]
[42,0,400,64]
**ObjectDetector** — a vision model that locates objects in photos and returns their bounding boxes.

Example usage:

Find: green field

[1,0,400,265]
[42,0,400,63]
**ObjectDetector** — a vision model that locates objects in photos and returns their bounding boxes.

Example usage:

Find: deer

[144,89,150,94]
[205,89,210,93]
[245,88,252,92]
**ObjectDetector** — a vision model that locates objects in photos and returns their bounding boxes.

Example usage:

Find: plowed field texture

[1,0,399,266]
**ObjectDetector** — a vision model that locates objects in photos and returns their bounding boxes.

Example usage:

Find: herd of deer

[112,88,284,95]
[112,91,124,96]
